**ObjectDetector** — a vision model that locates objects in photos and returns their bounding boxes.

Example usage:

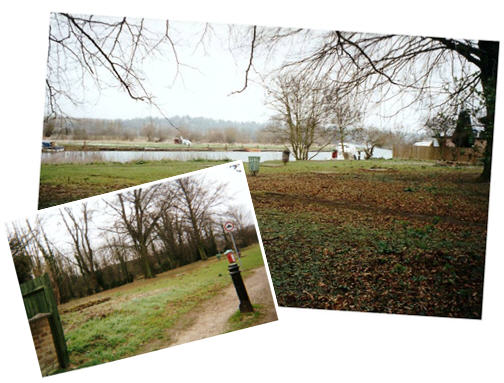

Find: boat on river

[42,141,64,152]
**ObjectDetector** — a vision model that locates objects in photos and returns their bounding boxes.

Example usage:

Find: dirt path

[140,266,277,353]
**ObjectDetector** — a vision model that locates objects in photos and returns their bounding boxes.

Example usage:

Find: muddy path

[139,266,277,353]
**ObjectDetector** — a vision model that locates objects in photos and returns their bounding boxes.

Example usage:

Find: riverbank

[41,147,393,165]
[53,140,292,152]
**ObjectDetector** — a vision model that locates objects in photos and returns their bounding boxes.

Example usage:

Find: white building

[413,139,440,147]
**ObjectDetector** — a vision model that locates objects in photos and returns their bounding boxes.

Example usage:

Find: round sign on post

[223,221,240,267]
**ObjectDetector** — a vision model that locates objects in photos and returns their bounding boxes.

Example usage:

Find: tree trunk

[139,243,155,279]
[478,40,499,182]
[118,256,129,283]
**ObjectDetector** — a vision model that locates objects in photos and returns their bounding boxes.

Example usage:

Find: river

[41,148,393,164]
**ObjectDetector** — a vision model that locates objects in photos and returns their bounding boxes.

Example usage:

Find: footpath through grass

[59,244,264,371]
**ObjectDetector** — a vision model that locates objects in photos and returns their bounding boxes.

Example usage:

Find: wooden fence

[393,144,483,163]
[20,274,69,369]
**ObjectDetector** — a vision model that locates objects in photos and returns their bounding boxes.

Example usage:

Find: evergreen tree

[453,109,474,147]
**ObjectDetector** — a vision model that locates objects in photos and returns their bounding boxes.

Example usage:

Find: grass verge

[226,305,264,332]
[60,244,264,370]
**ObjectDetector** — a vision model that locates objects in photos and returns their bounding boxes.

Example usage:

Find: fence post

[21,274,69,369]
[42,274,69,368]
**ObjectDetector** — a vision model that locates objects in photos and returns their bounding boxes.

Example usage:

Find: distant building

[414,130,486,149]
[413,139,440,147]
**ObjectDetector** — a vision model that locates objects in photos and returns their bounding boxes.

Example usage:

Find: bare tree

[141,123,157,142]
[223,127,239,144]
[267,72,363,159]
[105,185,174,278]
[46,12,187,132]
[266,74,331,160]
[153,209,183,269]
[25,218,64,303]
[8,229,34,284]
[351,127,388,159]
[238,27,498,179]
[327,92,363,155]
[59,203,103,292]
[104,235,133,284]
[8,222,43,277]
[173,177,227,260]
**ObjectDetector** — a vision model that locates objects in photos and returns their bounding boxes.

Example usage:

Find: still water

[41,148,392,164]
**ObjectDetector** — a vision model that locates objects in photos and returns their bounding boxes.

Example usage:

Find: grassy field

[39,160,230,208]
[40,159,489,318]
[57,244,265,371]
[248,160,488,318]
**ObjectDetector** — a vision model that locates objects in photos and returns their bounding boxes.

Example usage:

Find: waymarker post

[224,249,254,313]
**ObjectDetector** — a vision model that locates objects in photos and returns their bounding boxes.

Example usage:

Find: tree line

[244,28,498,178]
[264,73,428,159]
[43,115,269,144]
[43,113,417,151]
[8,174,257,304]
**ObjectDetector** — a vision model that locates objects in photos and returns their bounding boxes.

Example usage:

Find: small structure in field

[248,156,260,176]
[282,149,290,165]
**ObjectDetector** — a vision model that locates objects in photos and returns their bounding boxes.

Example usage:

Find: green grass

[39,159,230,208]
[39,158,483,209]
[61,244,264,369]
[40,159,228,187]
[245,158,482,176]
[226,305,264,332]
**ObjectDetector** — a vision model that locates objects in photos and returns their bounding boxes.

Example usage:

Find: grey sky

[55,18,271,123]
[49,15,454,133]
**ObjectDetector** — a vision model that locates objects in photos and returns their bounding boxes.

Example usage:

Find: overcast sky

[48,15,446,133]
[54,18,272,123]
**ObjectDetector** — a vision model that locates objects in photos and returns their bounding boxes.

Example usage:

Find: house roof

[413,139,439,147]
